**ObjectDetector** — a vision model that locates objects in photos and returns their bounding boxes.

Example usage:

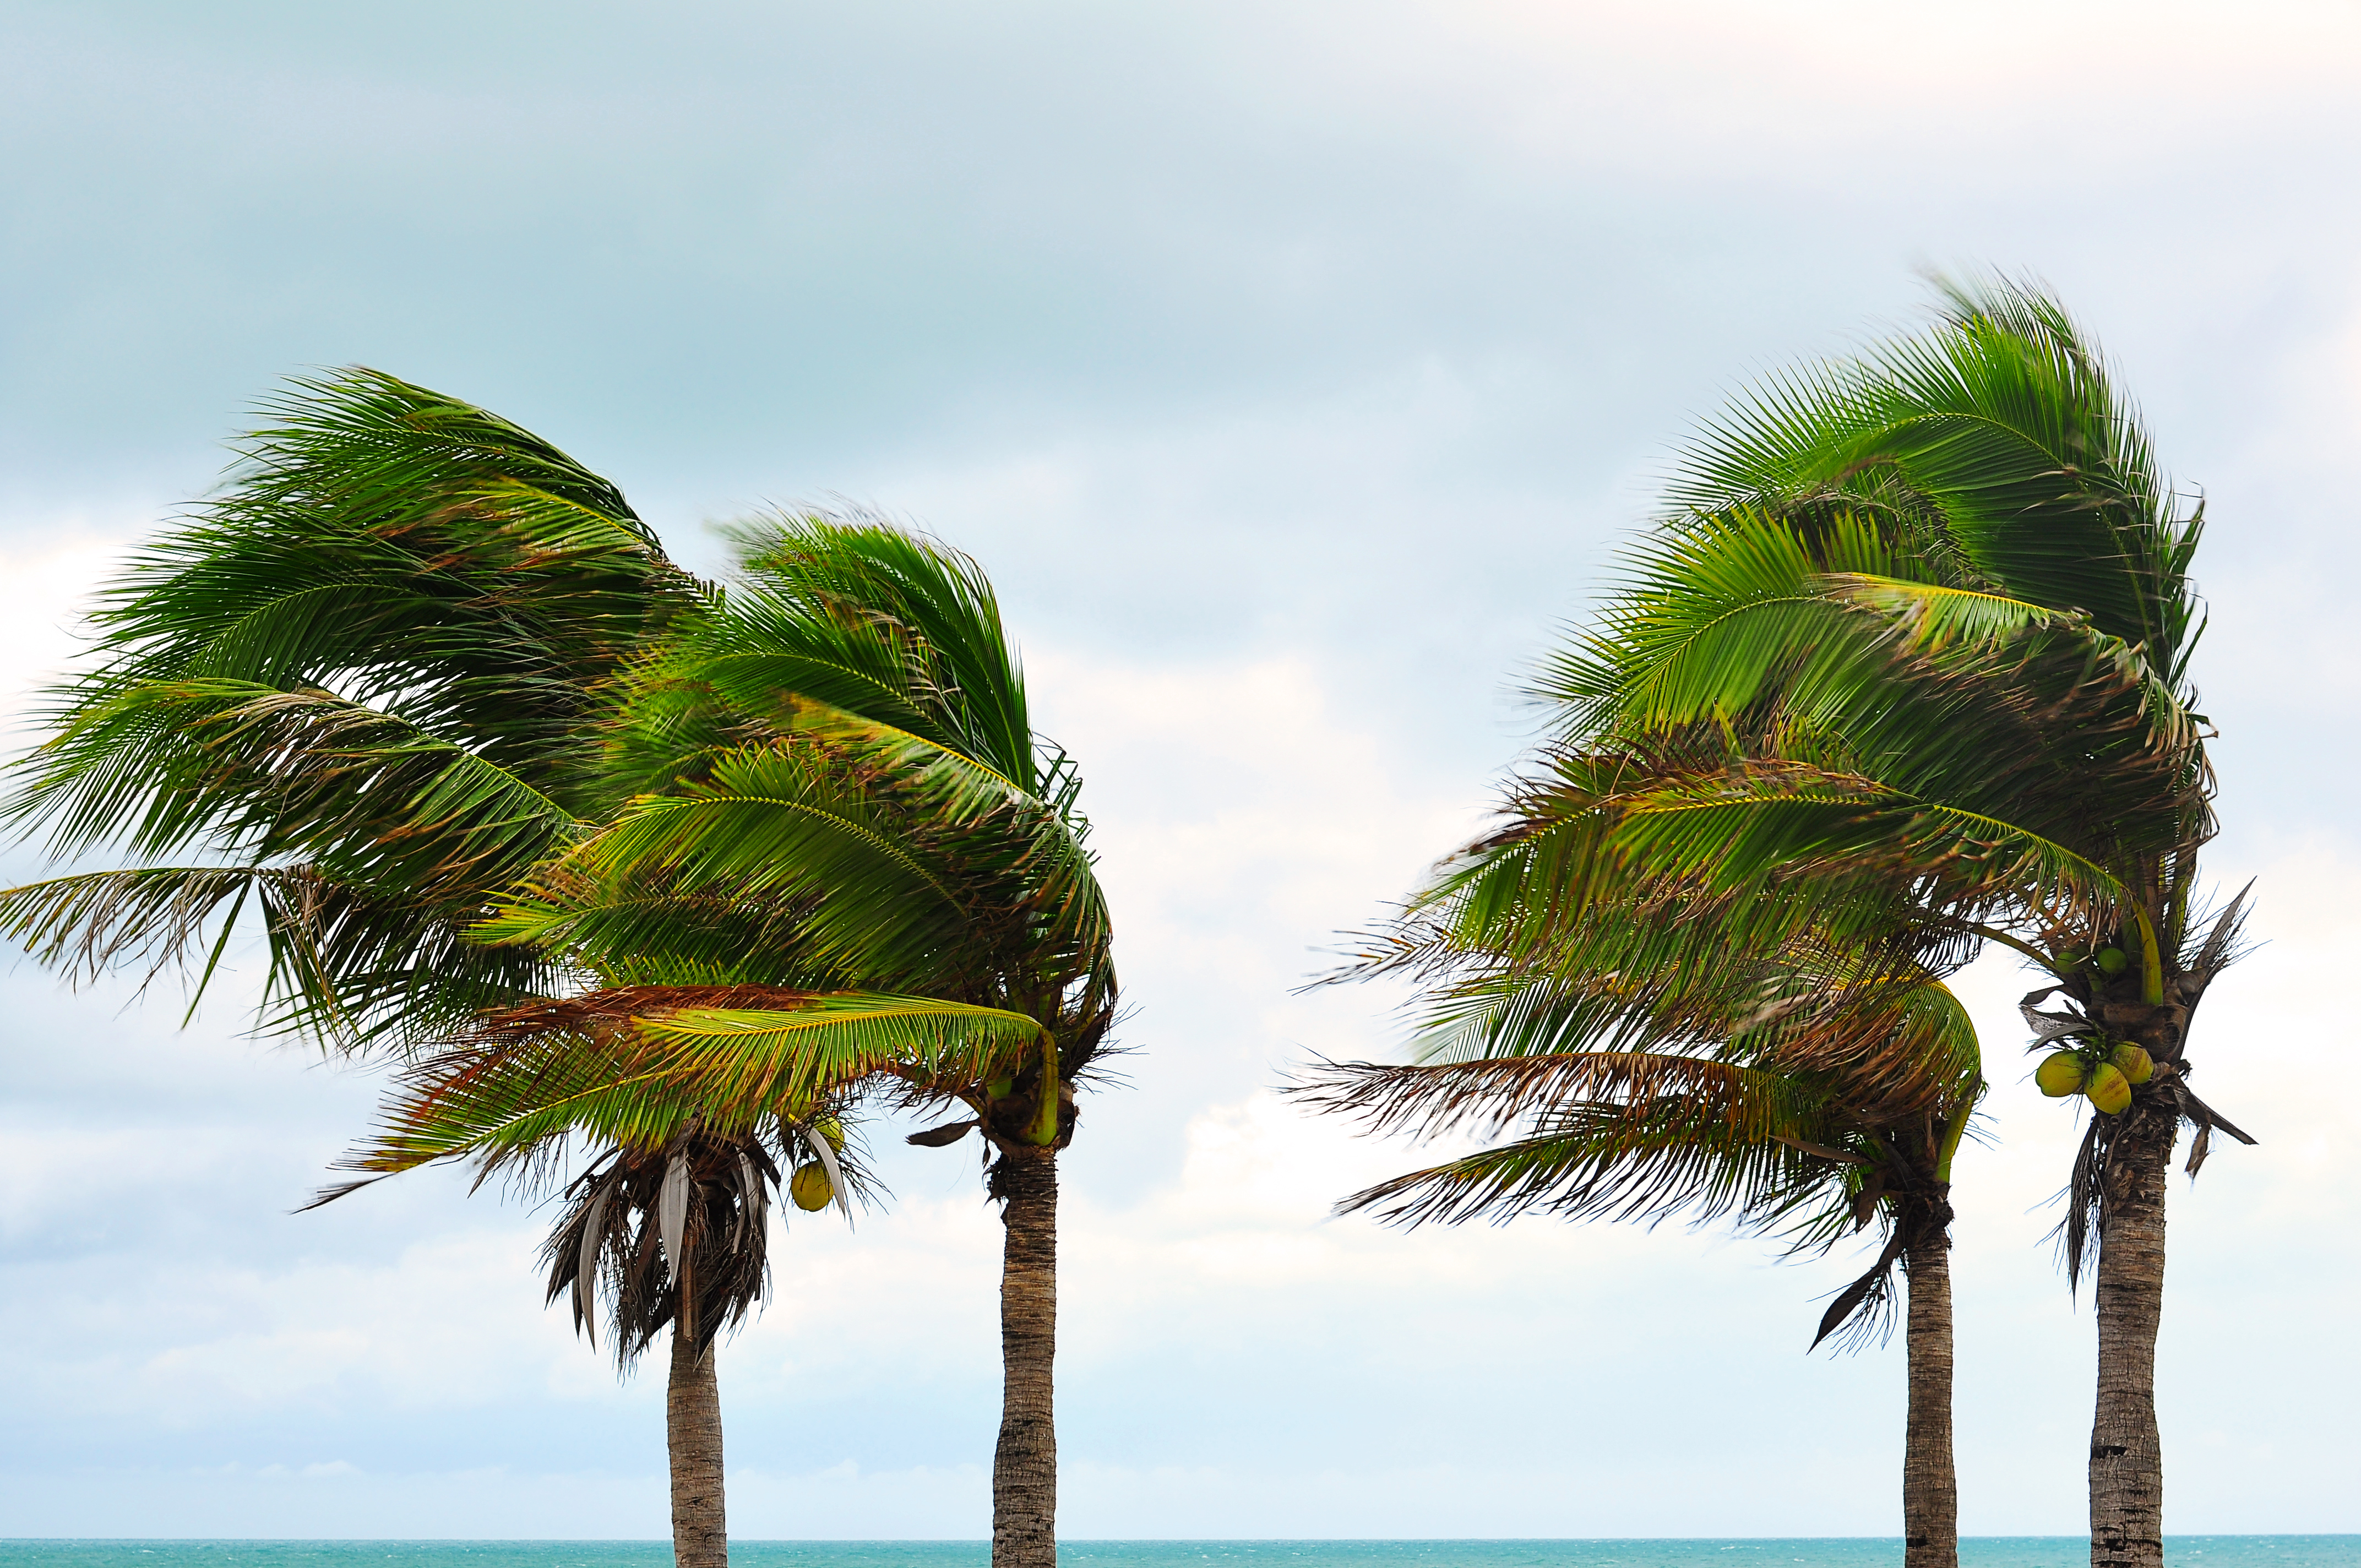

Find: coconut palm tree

[1624,282,2266,1567]
[2,380,1112,1565]
[1295,737,1985,1566]
[1516,279,2251,1568]
[448,515,1118,1568]
[0,371,808,1564]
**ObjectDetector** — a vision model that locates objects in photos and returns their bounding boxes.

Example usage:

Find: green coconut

[2093,946,2130,976]
[2035,1051,2088,1097]
[810,1113,848,1152]
[788,1161,834,1212]
[2108,1042,2155,1085]
[2085,1061,2132,1115]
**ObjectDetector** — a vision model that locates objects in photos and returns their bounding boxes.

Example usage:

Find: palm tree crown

[1,368,693,1046]
[1506,277,2242,1568]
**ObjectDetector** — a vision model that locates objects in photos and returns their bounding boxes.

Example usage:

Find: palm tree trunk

[993,1147,1059,1568]
[2090,1098,2177,1568]
[668,1327,728,1568]
[1903,1234,1958,1568]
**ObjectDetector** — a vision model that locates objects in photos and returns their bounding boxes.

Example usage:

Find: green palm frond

[2,368,692,1050]
[0,861,559,1047]
[550,513,1119,1106]
[1539,507,1911,738]
[0,864,284,993]
[1296,1050,1809,1144]
[474,743,985,990]
[1602,762,2128,915]
[1303,966,1980,1351]
[779,696,1110,959]
[328,987,1043,1177]
[1391,732,2128,989]
[1533,510,2204,863]
[723,513,1040,787]
[1666,276,2200,680]
[629,994,1048,1115]
[50,369,688,798]
[613,511,1042,794]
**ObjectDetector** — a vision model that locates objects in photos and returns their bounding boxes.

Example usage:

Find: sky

[2,0,2359,1542]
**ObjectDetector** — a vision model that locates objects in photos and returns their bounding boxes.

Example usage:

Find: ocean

[1,1542,2352,1568]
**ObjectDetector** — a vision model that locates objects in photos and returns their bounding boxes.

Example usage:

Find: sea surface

[2,1542,2353,1568]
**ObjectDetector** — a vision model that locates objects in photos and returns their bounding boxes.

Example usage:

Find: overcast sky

[3,0,2359,1543]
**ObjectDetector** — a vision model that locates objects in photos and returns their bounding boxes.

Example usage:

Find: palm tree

[2,382,1111,1563]
[1304,281,2257,1562]
[444,515,1118,1568]
[1513,279,2251,1567]
[0,370,794,1563]
[1295,739,1985,1566]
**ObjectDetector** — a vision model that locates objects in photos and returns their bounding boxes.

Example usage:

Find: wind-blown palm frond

[1534,507,2207,885]
[1330,1068,1845,1233]
[476,743,982,990]
[608,511,1041,794]
[721,514,1041,787]
[527,514,1118,1133]
[2,368,694,1047]
[1664,276,2202,677]
[777,698,1111,965]
[0,862,553,1039]
[629,995,1049,1118]
[1374,728,2124,1019]
[324,988,1047,1178]
[1298,957,1980,1349]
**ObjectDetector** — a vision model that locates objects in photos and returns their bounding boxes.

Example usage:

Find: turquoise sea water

[2,1543,2353,1568]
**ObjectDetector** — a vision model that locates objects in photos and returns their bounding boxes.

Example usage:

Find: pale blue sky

[2,0,2357,1540]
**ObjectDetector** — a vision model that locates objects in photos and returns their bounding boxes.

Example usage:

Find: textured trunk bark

[1902,1235,1958,1568]
[2091,1099,2176,1568]
[993,1148,1059,1568]
[668,1327,728,1568]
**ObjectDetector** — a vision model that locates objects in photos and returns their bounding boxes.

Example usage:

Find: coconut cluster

[2035,1040,2153,1115]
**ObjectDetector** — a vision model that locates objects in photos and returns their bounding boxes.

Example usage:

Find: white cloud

[0,522,140,734]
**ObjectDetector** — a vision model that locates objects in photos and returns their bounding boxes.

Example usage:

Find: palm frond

[1665,276,2200,682]
[1,368,692,1051]
[475,743,980,988]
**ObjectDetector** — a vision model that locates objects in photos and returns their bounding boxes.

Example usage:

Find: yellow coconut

[811,1113,848,1152]
[2108,1042,2155,1085]
[789,1161,834,1212]
[2093,946,2130,976]
[2034,1051,2088,1097]
[2085,1061,2132,1115]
